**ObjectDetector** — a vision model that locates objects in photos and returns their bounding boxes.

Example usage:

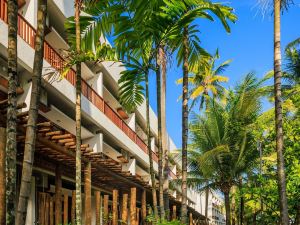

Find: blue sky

[148,0,300,148]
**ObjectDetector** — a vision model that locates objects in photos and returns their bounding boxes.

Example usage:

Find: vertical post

[50,196,54,225]
[95,191,101,225]
[172,205,176,220]
[55,165,62,225]
[130,188,136,225]
[189,212,193,225]
[0,127,5,225]
[141,190,146,224]
[122,193,128,224]
[85,162,92,225]
[71,191,76,225]
[112,189,118,225]
[64,194,68,225]
[45,194,50,225]
[137,208,140,225]
[103,195,109,225]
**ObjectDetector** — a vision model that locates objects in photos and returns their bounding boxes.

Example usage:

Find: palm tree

[272,0,289,223]
[177,50,230,111]
[15,1,47,224]
[74,1,82,223]
[159,1,236,222]
[186,74,263,225]
[6,0,18,224]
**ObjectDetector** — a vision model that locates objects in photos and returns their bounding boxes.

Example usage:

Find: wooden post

[50,196,54,225]
[85,162,92,225]
[103,195,109,225]
[122,193,128,224]
[141,190,146,224]
[64,194,68,225]
[136,208,140,225]
[112,189,118,225]
[189,212,193,225]
[130,188,136,225]
[45,194,50,225]
[71,191,76,225]
[0,127,5,225]
[55,165,62,225]
[95,191,101,225]
[172,205,176,220]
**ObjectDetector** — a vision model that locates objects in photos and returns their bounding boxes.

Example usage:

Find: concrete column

[130,188,136,225]
[83,133,103,153]
[122,157,136,175]
[88,72,103,97]
[112,190,118,225]
[85,162,92,225]
[55,165,62,225]
[126,113,136,131]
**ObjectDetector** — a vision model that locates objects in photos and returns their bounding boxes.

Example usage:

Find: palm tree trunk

[6,0,18,224]
[223,190,231,225]
[239,177,244,225]
[205,186,209,224]
[273,1,289,224]
[75,1,82,224]
[156,46,165,220]
[0,127,6,225]
[145,72,158,220]
[161,47,169,219]
[181,26,189,224]
[16,1,47,224]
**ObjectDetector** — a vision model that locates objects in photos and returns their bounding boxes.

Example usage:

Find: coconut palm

[15,1,48,224]
[185,74,263,225]
[177,50,230,111]
[6,0,18,224]
[258,0,293,222]
[159,1,236,222]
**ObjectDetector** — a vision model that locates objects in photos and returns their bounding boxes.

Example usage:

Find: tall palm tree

[16,1,47,224]
[74,0,82,223]
[6,0,18,224]
[159,1,236,222]
[272,0,289,223]
[177,50,230,111]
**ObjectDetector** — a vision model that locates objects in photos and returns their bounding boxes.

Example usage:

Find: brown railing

[0,0,158,163]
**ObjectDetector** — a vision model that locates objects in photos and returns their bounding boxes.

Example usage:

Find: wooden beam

[172,205,176,220]
[52,134,73,140]
[95,191,101,225]
[141,190,146,224]
[71,191,76,225]
[103,195,109,225]
[122,193,128,224]
[45,194,50,225]
[64,194,68,225]
[130,188,136,225]
[55,165,62,225]
[112,189,118,225]
[0,127,5,225]
[85,162,92,225]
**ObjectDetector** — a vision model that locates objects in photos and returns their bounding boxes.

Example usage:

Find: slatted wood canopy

[0,96,206,223]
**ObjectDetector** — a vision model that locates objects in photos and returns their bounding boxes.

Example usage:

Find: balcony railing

[0,0,158,163]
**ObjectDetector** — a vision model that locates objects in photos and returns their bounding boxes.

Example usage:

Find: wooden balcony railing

[0,0,158,163]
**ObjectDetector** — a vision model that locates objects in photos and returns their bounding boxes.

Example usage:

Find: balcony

[0,0,158,163]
